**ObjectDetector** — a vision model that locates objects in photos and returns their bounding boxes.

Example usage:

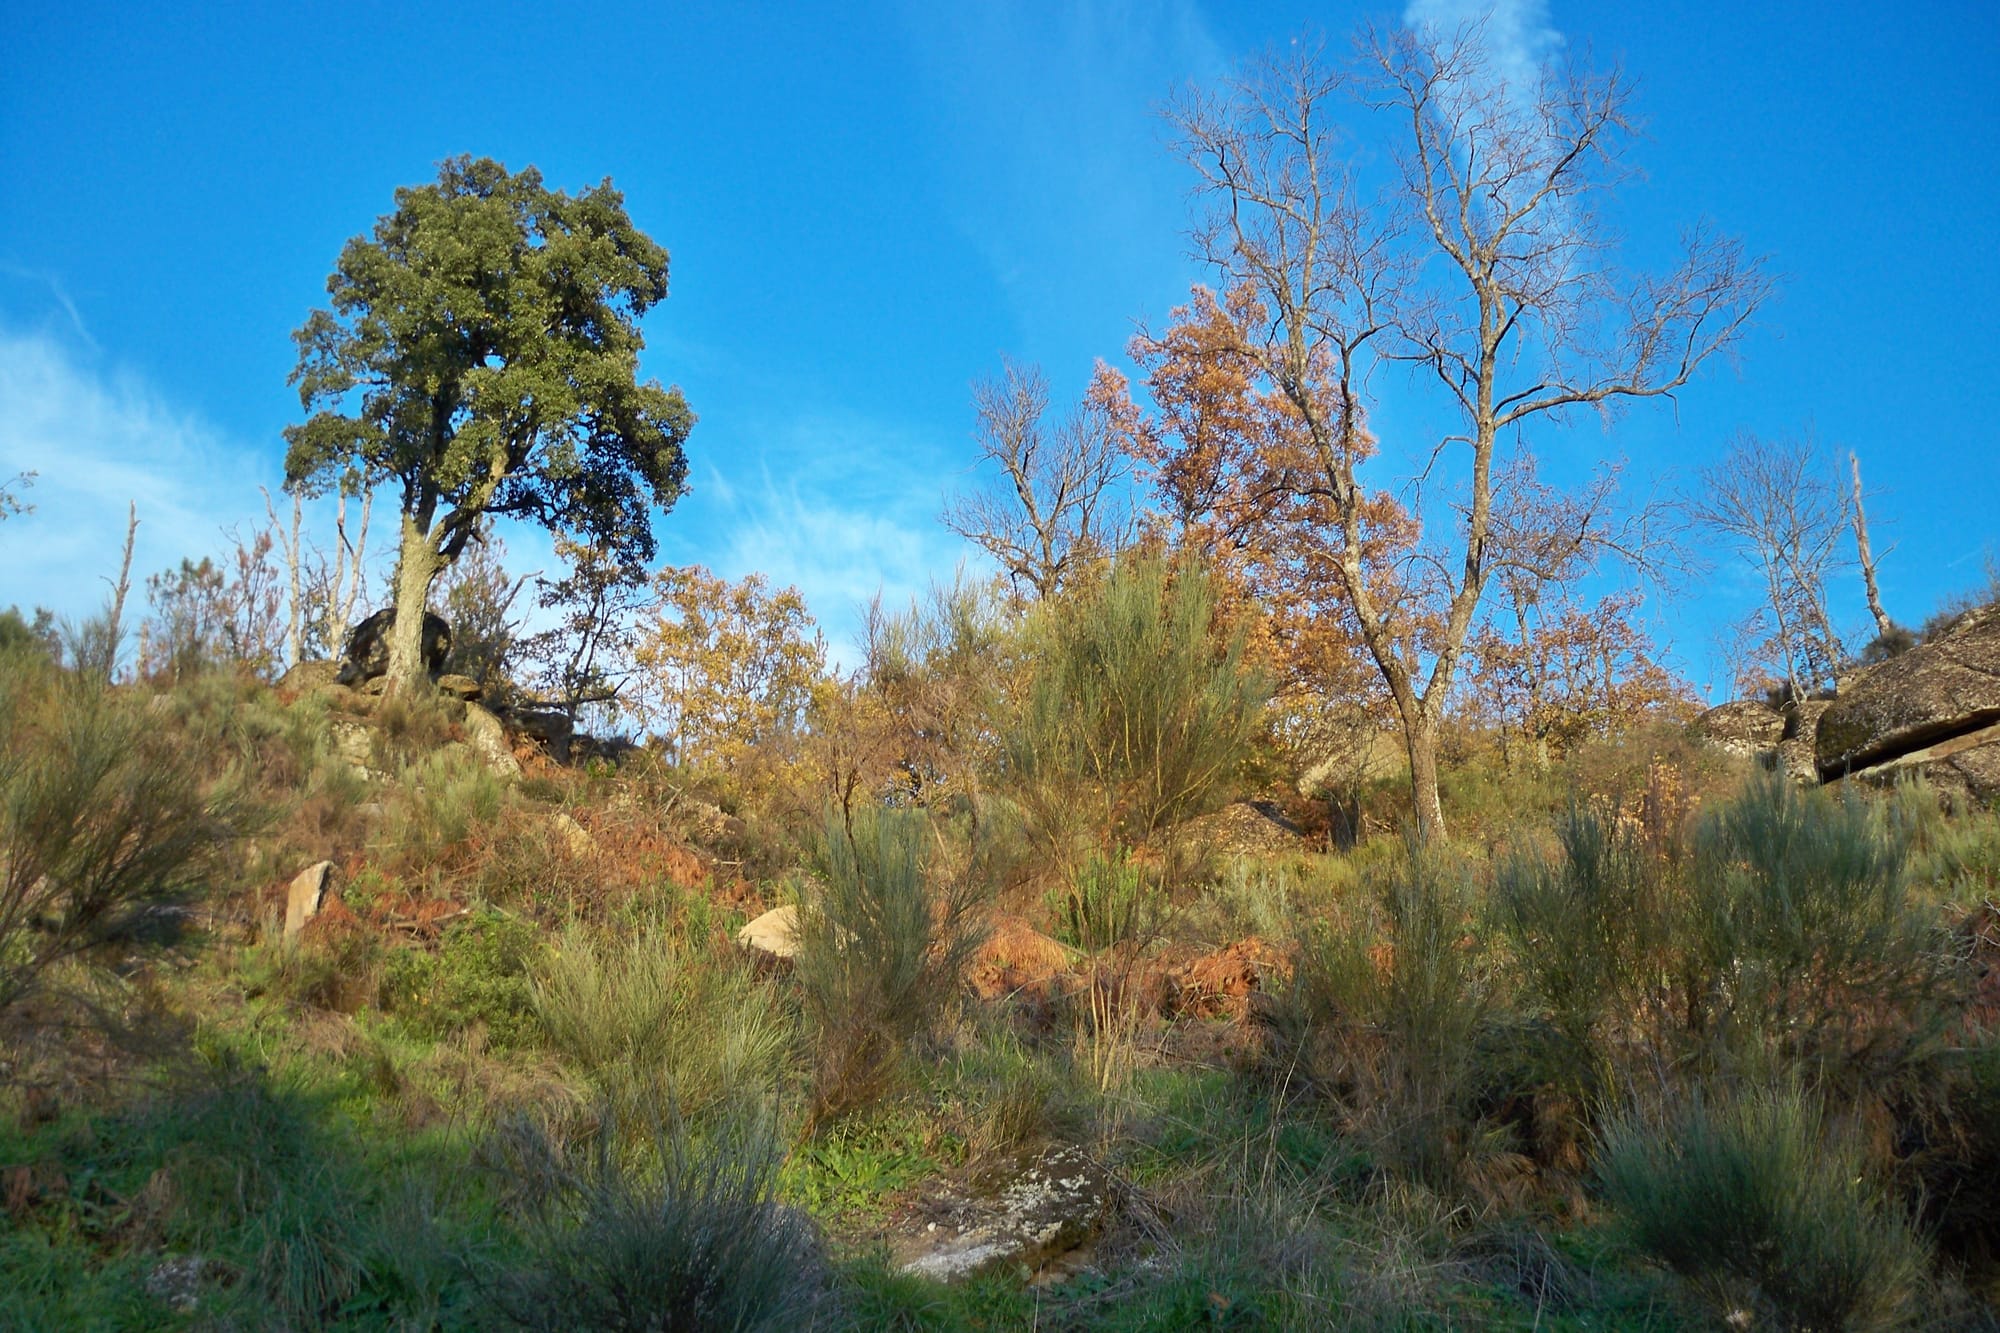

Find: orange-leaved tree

[630,566,828,771]
[1160,30,1768,838]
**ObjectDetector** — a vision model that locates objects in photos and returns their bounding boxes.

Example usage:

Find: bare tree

[1691,431,1847,698]
[1848,451,1895,641]
[266,484,375,665]
[1166,27,1768,839]
[943,358,1133,600]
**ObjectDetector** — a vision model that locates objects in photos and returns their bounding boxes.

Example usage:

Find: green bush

[1596,1085,1930,1331]
[1003,554,1268,853]
[1904,1037,2000,1276]
[0,645,233,1011]
[383,908,543,1046]
[492,1106,822,1332]
[1288,843,1498,1193]
[1045,849,1158,955]
[1492,805,1670,1069]
[379,742,509,867]
[533,925,793,1125]
[794,806,986,1122]
[1688,772,1952,1082]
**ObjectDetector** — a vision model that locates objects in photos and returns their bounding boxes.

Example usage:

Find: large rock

[1840,721,2000,807]
[1816,604,2000,783]
[1689,699,1787,759]
[499,706,574,763]
[435,673,482,702]
[1775,697,1833,785]
[335,608,451,687]
[736,905,800,960]
[893,1144,1112,1283]
[277,659,343,697]
[461,702,522,777]
[329,718,380,780]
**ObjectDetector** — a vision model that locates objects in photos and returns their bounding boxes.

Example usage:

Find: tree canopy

[283,155,693,686]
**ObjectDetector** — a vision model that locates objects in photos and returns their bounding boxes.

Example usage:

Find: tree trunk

[1403,709,1448,843]
[1849,452,1893,640]
[388,513,442,693]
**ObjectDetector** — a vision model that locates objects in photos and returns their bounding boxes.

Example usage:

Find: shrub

[533,926,792,1125]
[382,908,543,1046]
[1903,1037,2000,1277]
[246,913,384,1013]
[491,1106,822,1332]
[1289,843,1501,1193]
[1687,772,1952,1082]
[0,646,233,1011]
[1860,623,1917,664]
[1492,805,1671,1066]
[1002,555,1268,854]
[794,806,986,1122]
[153,1069,368,1324]
[378,743,509,869]
[1596,1085,1929,1331]
[1045,849,1158,955]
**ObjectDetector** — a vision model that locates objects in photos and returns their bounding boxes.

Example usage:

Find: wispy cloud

[659,409,984,669]
[0,264,98,349]
[1403,0,1561,100]
[898,0,1224,357]
[0,326,275,623]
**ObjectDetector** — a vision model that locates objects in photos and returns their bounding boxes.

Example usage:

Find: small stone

[285,861,334,938]
[893,1144,1111,1284]
[551,812,594,858]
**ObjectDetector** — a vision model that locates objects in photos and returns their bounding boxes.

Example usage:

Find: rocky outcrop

[1815,604,2000,801]
[1689,699,1787,759]
[435,673,482,701]
[461,703,522,777]
[277,659,343,697]
[1775,698,1833,785]
[893,1144,1112,1284]
[1180,799,1310,854]
[336,608,450,687]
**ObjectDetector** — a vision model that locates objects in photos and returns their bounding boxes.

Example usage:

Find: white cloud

[1403,0,1561,101]
[0,327,987,676]
[0,327,277,625]
[662,410,986,669]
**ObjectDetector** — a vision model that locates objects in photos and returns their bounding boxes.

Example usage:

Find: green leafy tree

[283,155,694,692]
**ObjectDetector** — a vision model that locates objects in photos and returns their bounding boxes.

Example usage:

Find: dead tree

[1848,451,1895,641]
[943,358,1133,601]
[1691,431,1847,698]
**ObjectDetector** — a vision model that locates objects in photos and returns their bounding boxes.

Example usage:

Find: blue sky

[2,0,1995,693]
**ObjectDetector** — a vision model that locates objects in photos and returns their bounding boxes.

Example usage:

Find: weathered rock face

[435,673,482,701]
[461,702,521,777]
[1776,698,1834,785]
[335,608,451,687]
[1841,720,2000,806]
[285,861,335,938]
[893,1144,1112,1284]
[501,706,574,763]
[277,659,343,696]
[1815,604,2000,789]
[1690,699,1787,759]
[736,905,800,960]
